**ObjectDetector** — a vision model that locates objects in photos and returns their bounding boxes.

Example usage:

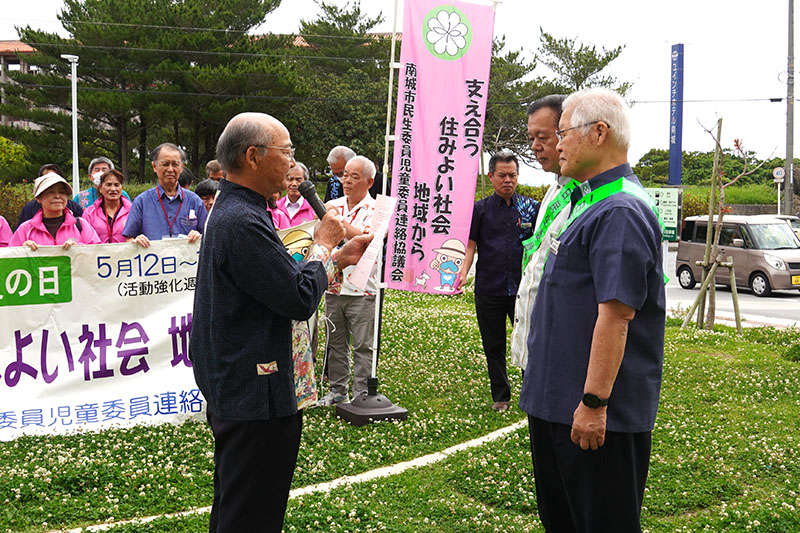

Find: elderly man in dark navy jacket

[520,88,665,531]
[190,112,371,533]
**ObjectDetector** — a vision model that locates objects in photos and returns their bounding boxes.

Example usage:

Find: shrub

[516,184,548,203]
[0,182,33,230]
[682,190,709,220]
[0,136,33,182]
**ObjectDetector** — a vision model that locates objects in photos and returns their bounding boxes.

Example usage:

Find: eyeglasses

[253,144,296,158]
[555,121,609,141]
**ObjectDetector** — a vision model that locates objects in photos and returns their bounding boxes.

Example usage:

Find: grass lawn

[1,291,799,532]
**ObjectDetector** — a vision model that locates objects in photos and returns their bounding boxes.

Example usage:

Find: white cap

[33,172,72,198]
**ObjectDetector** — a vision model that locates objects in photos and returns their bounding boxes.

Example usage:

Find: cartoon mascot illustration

[282,229,314,262]
[429,238,466,292]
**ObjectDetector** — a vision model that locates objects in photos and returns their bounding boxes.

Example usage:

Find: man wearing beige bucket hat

[9,173,101,250]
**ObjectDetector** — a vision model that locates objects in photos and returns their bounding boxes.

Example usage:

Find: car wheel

[749,272,772,297]
[677,266,696,289]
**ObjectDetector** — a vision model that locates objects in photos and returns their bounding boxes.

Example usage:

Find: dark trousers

[207,409,303,532]
[528,416,651,533]
[475,293,515,402]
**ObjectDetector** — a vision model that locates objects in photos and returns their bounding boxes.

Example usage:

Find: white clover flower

[426,10,468,56]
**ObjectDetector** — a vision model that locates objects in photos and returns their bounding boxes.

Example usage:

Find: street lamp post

[786,0,795,215]
[60,54,79,195]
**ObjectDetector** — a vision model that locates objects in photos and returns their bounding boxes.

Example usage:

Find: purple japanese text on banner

[384,0,495,294]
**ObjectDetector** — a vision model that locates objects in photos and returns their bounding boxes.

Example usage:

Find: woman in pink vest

[9,173,101,250]
[267,192,291,230]
[83,169,132,243]
[0,216,12,247]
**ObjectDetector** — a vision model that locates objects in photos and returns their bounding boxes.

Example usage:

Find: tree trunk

[191,117,200,175]
[119,119,128,177]
[138,115,147,183]
[173,119,181,148]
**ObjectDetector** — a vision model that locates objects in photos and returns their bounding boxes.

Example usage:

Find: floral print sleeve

[292,243,336,409]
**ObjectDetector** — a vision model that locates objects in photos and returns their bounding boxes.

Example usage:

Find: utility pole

[786,0,795,215]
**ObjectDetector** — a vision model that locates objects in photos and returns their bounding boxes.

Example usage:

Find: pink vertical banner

[385,0,495,294]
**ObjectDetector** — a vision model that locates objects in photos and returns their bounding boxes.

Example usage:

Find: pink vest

[276,195,317,226]
[267,205,292,230]
[83,196,132,243]
[9,209,101,247]
[0,216,12,247]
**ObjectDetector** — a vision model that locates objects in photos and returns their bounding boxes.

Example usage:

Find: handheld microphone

[298,180,328,220]
[298,180,345,246]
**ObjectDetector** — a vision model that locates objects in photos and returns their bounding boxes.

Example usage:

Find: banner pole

[371,0,399,380]
[335,0,408,426]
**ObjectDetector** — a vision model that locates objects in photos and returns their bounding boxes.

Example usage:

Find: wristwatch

[582,393,609,408]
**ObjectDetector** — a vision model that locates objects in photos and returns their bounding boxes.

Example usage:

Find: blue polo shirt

[469,192,538,296]
[122,184,207,240]
[519,164,665,433]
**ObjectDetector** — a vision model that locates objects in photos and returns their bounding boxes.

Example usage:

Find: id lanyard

[157,188,183,237]
[102,201,120,243]
[521,179,579,270]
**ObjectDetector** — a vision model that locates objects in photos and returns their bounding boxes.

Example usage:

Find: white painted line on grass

[290,418,527,497]
[51,418,527,533]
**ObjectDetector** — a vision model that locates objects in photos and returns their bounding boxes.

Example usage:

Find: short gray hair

[88,156,114,174]
[293,161,310,180]
[216,119,272,172]
[562,88,631,150]
[348,155,376,180]
[150,143,187,163]
[327,146,356,165]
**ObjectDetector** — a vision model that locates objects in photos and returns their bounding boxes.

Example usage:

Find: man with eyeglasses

[123,143,207,247]
[323,145,356,202]
[509,95,569,378]
[191,112,372,532]
[519,88,665,531]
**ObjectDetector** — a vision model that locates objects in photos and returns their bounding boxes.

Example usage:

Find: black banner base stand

[335,377,408,426]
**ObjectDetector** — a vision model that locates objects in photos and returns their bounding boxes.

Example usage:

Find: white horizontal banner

[0,240,204,441]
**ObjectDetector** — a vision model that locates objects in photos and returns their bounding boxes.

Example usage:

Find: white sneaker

[317,391,348,406]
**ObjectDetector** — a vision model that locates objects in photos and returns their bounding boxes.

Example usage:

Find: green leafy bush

[0,136,32,182]
[682,190,709,220]
[0,181,33,230]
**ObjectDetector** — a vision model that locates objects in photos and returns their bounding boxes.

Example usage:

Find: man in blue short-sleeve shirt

[519,88,665,531]
[123,143,207,247]
[460,150,538,412]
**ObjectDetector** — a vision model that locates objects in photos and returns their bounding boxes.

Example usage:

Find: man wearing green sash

[520,88,665,531]
[510,95,573,375]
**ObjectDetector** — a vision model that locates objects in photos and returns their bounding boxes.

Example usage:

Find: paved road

[665,248,800,327]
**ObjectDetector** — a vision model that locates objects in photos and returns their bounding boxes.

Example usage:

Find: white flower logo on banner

[426,10,468,57]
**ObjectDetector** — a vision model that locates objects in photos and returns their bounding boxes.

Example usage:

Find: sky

[1,0,796,185]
